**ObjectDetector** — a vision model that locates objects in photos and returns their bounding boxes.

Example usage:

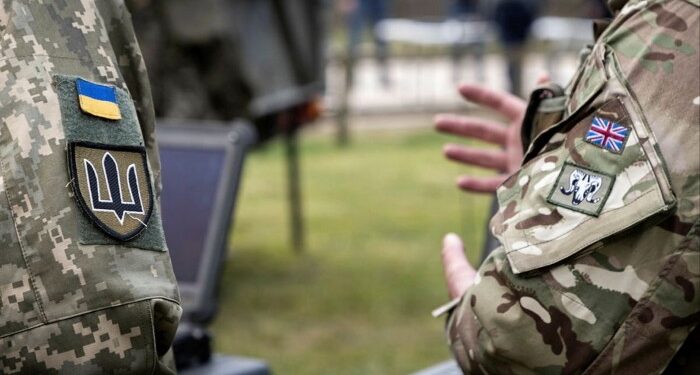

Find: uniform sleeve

[0,1,181,374]
[446,247,602,374]
[447,223,699,375]
[446,1,700,373]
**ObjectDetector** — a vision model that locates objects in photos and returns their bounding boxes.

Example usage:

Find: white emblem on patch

[560,169,603,206]
[548,163,614,217]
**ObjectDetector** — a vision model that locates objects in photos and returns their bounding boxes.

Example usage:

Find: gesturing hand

[434,82,535,193]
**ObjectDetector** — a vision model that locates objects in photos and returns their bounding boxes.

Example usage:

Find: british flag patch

[585,117,630,154]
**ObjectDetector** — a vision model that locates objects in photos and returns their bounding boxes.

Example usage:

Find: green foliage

[212,123,492,374]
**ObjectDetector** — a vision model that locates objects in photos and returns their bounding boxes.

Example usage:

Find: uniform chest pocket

[492,58,676,274]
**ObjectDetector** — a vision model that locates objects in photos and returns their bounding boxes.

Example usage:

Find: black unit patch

[68,141,153,241]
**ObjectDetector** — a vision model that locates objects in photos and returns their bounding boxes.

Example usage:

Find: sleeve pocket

[492,92,676,275]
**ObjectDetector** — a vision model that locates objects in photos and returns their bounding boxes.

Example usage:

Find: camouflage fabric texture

[445,0,699,373]
[0,1,181,374]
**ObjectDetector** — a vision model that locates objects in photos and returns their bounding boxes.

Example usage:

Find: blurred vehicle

[128,0,328,254]
[127,0,327,141]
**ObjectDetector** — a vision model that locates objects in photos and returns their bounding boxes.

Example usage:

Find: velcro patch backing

[55,74,166,251]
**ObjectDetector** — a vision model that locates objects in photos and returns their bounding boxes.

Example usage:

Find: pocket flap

[492,96,676,274]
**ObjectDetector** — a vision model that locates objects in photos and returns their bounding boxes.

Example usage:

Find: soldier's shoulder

[603,0,699,90]
[602,0,699,171]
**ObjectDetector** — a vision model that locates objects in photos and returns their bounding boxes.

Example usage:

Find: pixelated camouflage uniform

[0,1,181,374]
[442,0,700,373]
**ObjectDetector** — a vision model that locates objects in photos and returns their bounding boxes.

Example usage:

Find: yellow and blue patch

[76,78,121,120]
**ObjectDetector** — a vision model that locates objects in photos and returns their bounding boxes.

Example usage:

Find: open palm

[434,83,529,193]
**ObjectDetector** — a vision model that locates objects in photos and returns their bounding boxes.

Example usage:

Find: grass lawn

[211,115,494,374]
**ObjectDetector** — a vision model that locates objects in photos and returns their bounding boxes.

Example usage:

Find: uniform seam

[146,301,157,375]
[0,295,179,339]
[0,54,80,64]
[606,46,676,203]
[0,158,48,323]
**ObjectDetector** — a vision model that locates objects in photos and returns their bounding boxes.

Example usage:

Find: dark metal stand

[336,55,353,147]
[336,94,350,146]
[284,128,305,253]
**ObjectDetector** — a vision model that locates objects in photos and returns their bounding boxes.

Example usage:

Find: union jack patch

[584,117,630,154]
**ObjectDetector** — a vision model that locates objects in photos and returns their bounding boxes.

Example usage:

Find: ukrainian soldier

[434,0,699,373]
[0,1,181,374]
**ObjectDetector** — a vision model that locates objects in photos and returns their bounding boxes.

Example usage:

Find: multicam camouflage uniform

[1,1,180,374]
[442,0,699,373]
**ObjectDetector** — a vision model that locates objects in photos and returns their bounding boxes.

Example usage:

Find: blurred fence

[324,17,593,116]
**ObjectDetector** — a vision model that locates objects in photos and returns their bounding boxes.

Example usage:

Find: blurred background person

[342,0,392,87]
[483,0,541,96]
[446,0,485,83]
[591,0,613,17]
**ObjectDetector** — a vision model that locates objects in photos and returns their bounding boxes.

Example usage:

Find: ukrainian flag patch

[76,78,121,120]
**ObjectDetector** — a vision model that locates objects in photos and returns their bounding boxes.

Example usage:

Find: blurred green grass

[212,119,493,374]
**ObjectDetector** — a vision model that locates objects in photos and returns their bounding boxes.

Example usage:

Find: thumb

[441,233,476,299]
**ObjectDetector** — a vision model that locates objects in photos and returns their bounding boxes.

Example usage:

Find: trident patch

[68,142,153,241]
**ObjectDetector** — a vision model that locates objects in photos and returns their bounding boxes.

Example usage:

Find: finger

[456,175,508,193]
[536,71,551,85]
[443,144,508,171]
[441,233,476,299]
[458,83,526,121]
[434,114,508,145]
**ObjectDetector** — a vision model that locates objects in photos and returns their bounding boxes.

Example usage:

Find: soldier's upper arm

[446,1,700,373]
[0,1,181,374]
